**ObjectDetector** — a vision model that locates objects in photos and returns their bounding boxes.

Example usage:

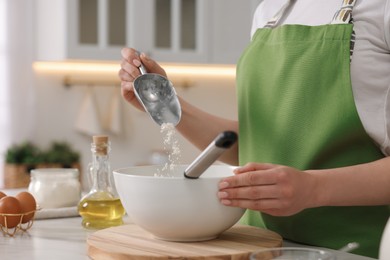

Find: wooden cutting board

[87,224,282,260]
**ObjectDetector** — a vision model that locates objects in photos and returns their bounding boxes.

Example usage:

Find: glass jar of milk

[28,168,81,208]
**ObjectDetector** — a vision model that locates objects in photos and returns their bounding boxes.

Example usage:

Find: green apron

[236,1,389,258]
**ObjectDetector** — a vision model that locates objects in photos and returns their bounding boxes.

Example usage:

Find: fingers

[221,197,299,217]
[121,59,140,78]
[119,48,142,85]
[220,164,278,189]
[217,164,282,212]
[121,47,138,62]
[218,185,291,216]
[218,163,316,216]
[121,81,133,92]
[218,184,279,201]
[233,162,276,174]
[119,48,168,84]
[120,81,134,102]
[118,67,135,82]
[119,58,141,83]
[220,198,279,212]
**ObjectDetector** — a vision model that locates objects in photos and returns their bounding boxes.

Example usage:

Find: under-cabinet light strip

[32,61,236,78]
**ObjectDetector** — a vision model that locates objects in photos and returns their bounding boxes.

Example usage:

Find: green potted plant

[4,142,41,188]
[40,141,80,168]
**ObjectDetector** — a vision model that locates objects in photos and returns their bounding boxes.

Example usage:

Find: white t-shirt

[251,0,390,156]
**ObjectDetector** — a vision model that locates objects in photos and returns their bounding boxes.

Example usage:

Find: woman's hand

[217,162,319,216]
[118,48,168,111]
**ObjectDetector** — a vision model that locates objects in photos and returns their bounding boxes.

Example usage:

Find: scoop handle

[184,131,237,179]
[135,50,148,75]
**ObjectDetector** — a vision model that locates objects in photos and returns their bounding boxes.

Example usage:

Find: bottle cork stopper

[93,135,109,145]
[93,135,109,155]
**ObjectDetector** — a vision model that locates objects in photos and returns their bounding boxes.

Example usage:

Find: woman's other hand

[118,48,167,110]
[217,162,319,216]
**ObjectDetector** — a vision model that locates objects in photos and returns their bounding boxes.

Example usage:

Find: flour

[28,169,81,208]
[154,123,181,177]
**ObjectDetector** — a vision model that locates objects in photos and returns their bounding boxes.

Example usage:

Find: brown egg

[15,192,36,223]
[0,191,6,199]
[0,196,22,228]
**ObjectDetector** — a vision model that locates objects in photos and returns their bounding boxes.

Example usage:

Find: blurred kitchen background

[0,0,261,189]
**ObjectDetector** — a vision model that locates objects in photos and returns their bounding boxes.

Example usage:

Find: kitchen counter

[0,189,379,259]
[0,216,377,260]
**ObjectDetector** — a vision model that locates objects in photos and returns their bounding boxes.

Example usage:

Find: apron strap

[264,0,296,28]
[265,0,358,28]
[331,0,358,24]
[331,0,358,60]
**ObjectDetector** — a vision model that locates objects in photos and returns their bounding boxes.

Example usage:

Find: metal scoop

[133,58,181,126]
[184,131,238,179]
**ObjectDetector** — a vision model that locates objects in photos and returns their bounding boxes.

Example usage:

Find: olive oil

[78,135,125,229]
[78,196,125,229]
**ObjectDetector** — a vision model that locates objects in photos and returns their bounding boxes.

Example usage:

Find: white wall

[0,0,35,188]
[33,72,238,189]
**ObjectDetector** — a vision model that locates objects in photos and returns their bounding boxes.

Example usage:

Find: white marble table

[0,216,376,260]
[1,217,91,260]
[0,189,378,259]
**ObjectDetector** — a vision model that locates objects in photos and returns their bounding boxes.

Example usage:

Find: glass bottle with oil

[78,135,125,229]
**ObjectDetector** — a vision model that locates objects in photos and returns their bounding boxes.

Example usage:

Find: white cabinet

[36,0,137,61]
[36,0,260,64]
[134,0,210,63]
[36,0,209,62]
[143,0,262,64]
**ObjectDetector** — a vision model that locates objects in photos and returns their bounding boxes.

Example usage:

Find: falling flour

[155,123,181,177]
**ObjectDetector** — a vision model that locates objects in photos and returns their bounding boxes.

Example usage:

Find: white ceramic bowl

[113,164,245,242]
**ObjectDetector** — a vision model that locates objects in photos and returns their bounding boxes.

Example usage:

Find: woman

[119,0,390,257]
